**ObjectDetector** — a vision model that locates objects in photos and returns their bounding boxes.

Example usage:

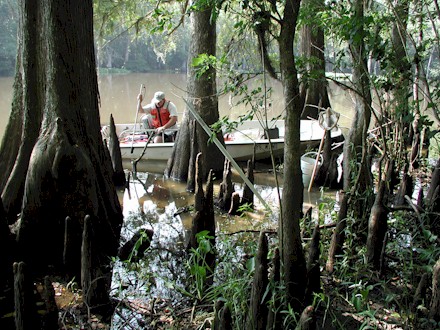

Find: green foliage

[181,230,215,302]
[191,53,221,78]
[280,304,299,329]
[93,1,190,72]
[237,202,253,215]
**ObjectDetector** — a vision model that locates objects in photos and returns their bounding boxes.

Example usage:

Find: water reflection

[111,170,340,327]
[112,173,189,328]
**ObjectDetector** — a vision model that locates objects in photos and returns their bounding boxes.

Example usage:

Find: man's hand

[137,94,143,102]
[156,126,165,134]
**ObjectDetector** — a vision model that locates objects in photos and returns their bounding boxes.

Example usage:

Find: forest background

[0,0,356,77]
[1,0,440,329]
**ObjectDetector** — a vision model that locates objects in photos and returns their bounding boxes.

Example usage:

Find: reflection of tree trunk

[166,3,224,182]
[2,0,123,281]
[299,0,331,120]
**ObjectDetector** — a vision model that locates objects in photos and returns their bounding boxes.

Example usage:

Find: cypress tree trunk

[279,0,307,310]
[299,0,331,120]
[166,2,224,182]
[1,0,124,279]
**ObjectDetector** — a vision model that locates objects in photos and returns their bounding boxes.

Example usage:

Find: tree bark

[5,1,123,279]
[341,0,374,231]
[299,0,331,120]
[241,159,254,207]
[430,258,440,321]
[166,2,224,182]
[326,192,349,273]
[247,231,269,330]
[1,0,43,221]
[305,224,321,304]
[14,261,36,330]
[295,305,316,330]
[217,159,234,211]
[0,199,15,287]
[366,173,389,270]
[108,114,126,187]
[279,0,307,310]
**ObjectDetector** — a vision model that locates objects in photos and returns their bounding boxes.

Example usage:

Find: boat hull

[120,138,286,162]
[105,119,343,171]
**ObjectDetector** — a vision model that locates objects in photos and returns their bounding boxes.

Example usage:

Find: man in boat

[137,91,178,143]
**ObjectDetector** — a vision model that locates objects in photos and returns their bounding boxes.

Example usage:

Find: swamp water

[110,170,341,328]
[0,73,352,326]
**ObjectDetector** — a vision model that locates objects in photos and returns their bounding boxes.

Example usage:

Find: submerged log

[118,229,154,262]
[246,232,269,330]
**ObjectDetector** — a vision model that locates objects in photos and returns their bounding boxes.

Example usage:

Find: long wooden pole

[131,84,145,153]
[307,131,325,192]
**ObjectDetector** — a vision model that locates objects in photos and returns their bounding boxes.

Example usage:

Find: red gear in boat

[150,101,171,128]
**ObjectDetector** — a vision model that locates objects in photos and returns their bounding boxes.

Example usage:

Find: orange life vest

[150,101,171,128]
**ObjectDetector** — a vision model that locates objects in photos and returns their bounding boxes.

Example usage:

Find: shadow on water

[110,170,341,327]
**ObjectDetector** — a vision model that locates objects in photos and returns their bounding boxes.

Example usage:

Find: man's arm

[157,101,178,132]
[157,116,177,133]
[137,94,151,113]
